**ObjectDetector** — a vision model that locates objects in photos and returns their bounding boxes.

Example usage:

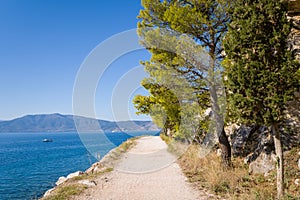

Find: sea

[0,131,159,200]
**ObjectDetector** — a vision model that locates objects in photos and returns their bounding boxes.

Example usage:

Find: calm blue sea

[0,131,158,200]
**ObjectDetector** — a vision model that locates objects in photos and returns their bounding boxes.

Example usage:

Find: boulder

[55,171,84,186]
[66,171,84,179]
[298,157,300,170]
[43,188,55,197]
[231,124,273,160]
[78,180,97,187]
[231,124,258,156]
[56,176,67,186]
[86,162,105,174]
[249,152,276,176]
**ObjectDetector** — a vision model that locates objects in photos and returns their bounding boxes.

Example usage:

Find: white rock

[67,171,84,179]
[78,180,97,187]
[249,152,275,176]
[216,149,222,157]
[295,179,300,185]
[298,158,300,170]
[204,108,212,117]
[56,176,67,186]
[86,162,104,174]
[43,188,55,197]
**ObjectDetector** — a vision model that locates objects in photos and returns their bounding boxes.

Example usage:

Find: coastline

[40,137,138,199]
[60,136,212,200]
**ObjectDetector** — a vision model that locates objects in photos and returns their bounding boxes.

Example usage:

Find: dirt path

[73,136,213,200]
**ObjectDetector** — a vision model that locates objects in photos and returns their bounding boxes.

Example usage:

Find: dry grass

[284,147,300,199]
[160,133,171,144]
[40,168,112,200]
[160,134,190,157]
[178,145,300,200]
[42,184,87,200]
[119,137,138,152]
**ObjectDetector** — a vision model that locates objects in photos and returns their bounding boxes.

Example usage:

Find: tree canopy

[223,0,299,126]
[134,0,232,166]
[223,0,300,197]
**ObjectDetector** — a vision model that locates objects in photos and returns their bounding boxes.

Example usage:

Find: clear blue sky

[0,0,150,121]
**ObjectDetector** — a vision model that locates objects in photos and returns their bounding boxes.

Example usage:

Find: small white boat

[43,139,53,142]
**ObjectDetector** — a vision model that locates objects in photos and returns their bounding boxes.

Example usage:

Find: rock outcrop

[86,162,106,174]
[42,142,122,198]
[230,125,273,160]
[54,171,84,186]
[249,152,276,176]
[55,176,68,186]
[66,171,84,179]
[229,119,299,175]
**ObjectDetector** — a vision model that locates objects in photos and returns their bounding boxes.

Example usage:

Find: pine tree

[223,0,300,198]
[133,52,210,141]
[135,0,232,167]
[133,77,181,134]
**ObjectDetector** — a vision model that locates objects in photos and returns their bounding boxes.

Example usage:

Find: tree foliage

[133,78,181,131]
[223,0,299,125]
[223,0,300,197]
[134,0,232,166]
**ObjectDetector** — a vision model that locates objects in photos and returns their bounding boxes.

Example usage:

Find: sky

[0,0,151,121]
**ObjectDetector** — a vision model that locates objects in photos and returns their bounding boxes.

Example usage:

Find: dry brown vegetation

[42,184,88,200]
[178,145,300,200]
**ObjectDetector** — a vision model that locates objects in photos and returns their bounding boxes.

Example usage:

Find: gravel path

[73,136,212,200]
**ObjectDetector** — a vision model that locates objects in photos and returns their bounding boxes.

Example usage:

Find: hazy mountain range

[0,113,159,133]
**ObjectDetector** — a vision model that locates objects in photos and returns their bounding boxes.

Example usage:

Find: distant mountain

[0,113,159,133]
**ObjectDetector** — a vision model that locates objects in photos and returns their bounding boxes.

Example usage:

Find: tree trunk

[208,82,231,168]
[206,48,231,169]
[271,123,284,199]
[208,78,231,168]
[218,126,231,168]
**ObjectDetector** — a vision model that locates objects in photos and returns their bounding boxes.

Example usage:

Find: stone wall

[287,0,300,144]
[288,0,300,59]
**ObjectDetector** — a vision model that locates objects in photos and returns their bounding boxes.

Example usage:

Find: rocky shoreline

[41,156,109,198]
[41,138,137,199]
